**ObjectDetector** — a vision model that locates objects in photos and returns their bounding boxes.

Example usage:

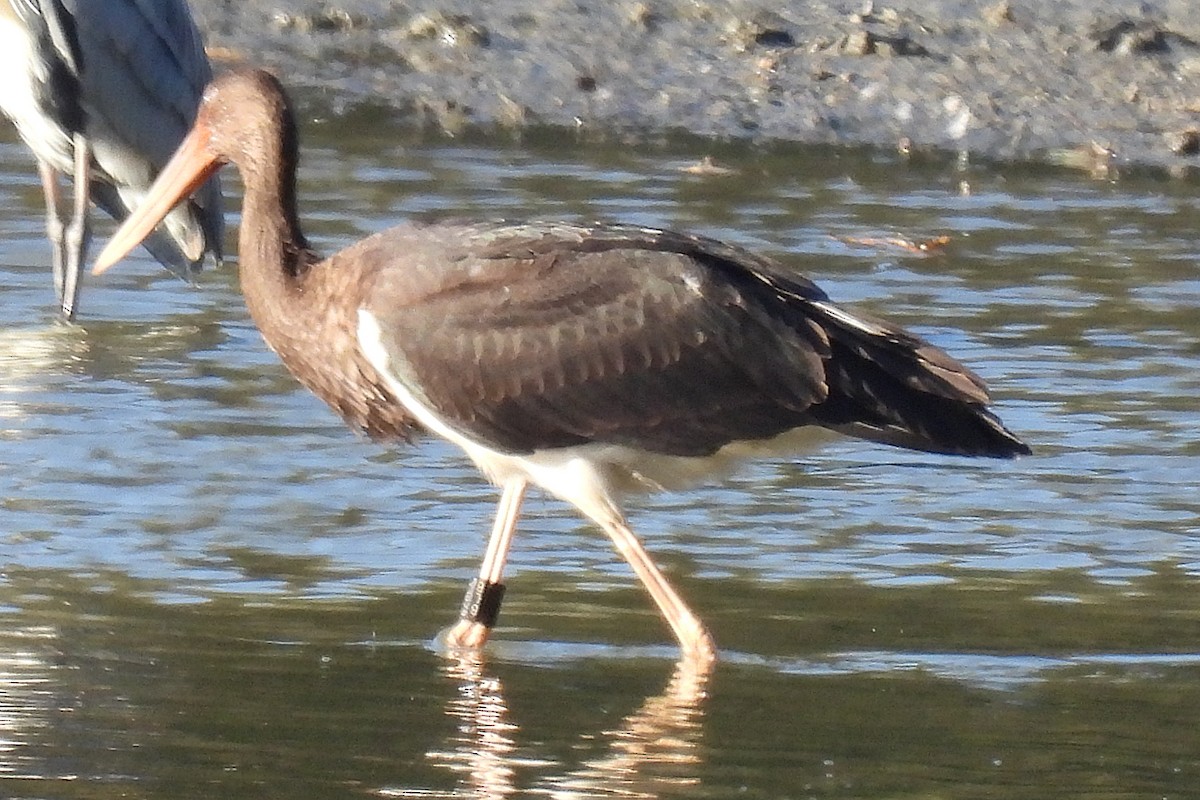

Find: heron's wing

[57,0,223,265]
[56,0,205,160]
[128,0,212,86]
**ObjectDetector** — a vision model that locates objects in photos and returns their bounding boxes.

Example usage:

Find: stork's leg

[443,477,527,650]
[58,135,93,320]
[596,516,717,663]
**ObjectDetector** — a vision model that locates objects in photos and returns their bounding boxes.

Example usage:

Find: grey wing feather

[60,0,208,159]
[128,0,212,86]
[55,0,223,269]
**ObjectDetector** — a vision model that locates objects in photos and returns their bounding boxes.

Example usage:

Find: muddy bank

[188,0,1200,169]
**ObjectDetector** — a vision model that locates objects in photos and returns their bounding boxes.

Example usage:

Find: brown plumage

[94,69,1029,662]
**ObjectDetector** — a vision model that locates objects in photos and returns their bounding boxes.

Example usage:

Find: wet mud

[190,1,1200,168]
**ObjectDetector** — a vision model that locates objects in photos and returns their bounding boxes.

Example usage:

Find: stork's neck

[224,131,415,442]
[232,123,320,332]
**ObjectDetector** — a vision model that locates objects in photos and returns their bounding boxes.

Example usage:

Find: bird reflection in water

[414,654,710,798]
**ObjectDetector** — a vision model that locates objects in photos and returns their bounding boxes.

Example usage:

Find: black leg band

[459,578,507,628]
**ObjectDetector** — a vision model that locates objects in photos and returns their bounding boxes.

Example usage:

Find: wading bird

[0,0,222,319]
[94,70,1029,662]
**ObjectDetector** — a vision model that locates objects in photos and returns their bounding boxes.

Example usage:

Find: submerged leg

[597,516,717,664]
[443,477,527,650]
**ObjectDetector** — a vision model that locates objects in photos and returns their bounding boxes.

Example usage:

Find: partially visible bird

[0,0,222,319]
[94,70,1030,663]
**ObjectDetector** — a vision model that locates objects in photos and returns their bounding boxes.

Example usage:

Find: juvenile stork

[94,70,1029,662]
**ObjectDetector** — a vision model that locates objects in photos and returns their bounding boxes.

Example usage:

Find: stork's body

[0,0,222,318]
[95,70,1029,662]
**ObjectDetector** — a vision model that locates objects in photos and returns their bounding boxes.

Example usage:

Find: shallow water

[0,119,1198,798]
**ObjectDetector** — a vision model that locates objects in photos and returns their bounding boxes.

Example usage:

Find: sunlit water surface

[0,119,1198,798]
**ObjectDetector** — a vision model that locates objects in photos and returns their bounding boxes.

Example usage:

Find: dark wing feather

[363,222,833,456]
[360,220,1029,459]
[800,303,1029,456]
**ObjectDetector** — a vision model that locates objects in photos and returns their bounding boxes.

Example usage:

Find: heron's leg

[443,477,527,649]
[596,516,717,664]
[37,161,68,301]
[58,134,92,319]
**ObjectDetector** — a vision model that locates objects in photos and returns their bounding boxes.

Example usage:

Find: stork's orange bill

[94,125,220,275]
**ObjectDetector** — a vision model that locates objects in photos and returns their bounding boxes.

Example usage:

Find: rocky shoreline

[189,0,1200,170]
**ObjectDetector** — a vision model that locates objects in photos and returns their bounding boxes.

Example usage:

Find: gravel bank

[188,0,1200,169]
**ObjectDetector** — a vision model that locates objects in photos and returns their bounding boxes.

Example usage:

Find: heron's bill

[93,126,220,275]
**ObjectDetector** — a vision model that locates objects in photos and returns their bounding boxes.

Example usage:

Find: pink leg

[597,516,717,664]
[37,161,68,301]
[442,477,527,650]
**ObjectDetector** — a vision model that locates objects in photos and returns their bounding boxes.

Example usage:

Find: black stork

[93,69,1029,662]
[0,0,222,319]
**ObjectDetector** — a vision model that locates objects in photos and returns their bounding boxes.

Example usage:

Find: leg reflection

[426,653,527,798]
[539,655,710,798]
[428,654,712,798]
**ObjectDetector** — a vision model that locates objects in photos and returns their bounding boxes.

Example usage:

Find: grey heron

[0,0,222,318]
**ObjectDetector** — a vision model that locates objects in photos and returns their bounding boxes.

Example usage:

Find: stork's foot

[441,619,493,650]
[679,620,718,666]
[439,577,508,651]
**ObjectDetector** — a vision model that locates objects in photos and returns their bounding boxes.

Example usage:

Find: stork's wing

[361,222,835,456]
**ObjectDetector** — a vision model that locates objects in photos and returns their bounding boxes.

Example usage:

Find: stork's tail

[806,300,1030,458]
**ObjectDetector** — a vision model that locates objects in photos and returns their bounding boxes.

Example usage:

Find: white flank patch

[357,309,629,527]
